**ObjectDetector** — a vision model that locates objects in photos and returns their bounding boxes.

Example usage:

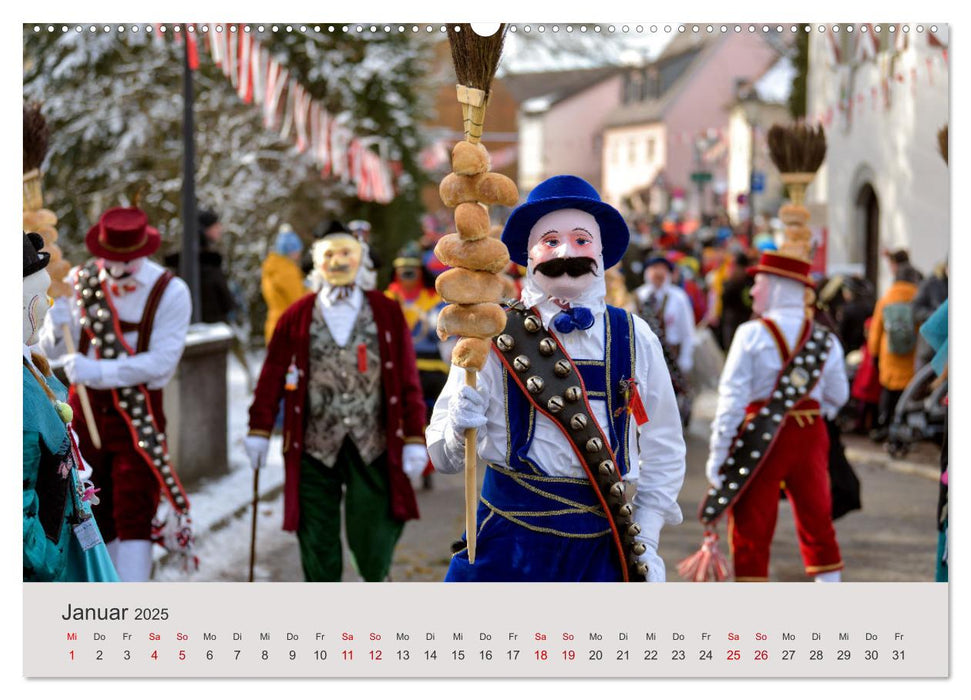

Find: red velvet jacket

[248,291,424,530]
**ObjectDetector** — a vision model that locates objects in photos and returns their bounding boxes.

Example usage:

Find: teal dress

[23,365,119,582]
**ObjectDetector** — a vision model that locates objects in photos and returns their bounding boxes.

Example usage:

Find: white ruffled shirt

[315,284,364,347]
[426,272,686,552]
[38,259,191,390]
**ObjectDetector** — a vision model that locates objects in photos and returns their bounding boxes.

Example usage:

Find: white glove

[447,385,488,437]
[402,443,429,478]
[63,353,102,386]
[705,453,726,490]
[638,547,667,583]
[244,435,270,471]
[47,297,72,329]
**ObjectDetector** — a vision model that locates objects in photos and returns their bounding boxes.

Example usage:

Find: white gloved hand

[47,297,72,329]
[63,353,102,386]
[244,435,270,471]
[447,385,488,437]
[705,453,726,490]
[638,547,667,583]
[402,443,429,478]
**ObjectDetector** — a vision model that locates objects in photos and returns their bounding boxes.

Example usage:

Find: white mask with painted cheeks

[526,208,603,304]
[23,268,52,346]
[102,257,145,280]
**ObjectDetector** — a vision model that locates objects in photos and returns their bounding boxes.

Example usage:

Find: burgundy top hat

[747,251,814,287]
[85,207,161,262]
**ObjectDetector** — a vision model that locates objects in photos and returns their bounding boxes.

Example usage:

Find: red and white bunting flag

[227,27,238,88]
[279,79,295,141]
[316,107,331,172]
[331,125,349,181]
[855,26,879,62]
[251,44,266,106]
[294,86,310,153]
[894,26,909,53]
[928,26,948,50]
[237,31,252,103]
[186,26,200,69]
[265,63,288,130]
[825,28,842,66]
[207,25,223,66]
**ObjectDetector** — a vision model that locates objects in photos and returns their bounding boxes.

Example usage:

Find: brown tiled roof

[501,65,625,108]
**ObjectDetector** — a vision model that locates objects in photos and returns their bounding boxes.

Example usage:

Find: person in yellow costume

[261,224,308,344]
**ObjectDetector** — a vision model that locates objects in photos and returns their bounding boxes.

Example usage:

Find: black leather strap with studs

[699,322,832,525]
[73,261,191,519]
[493,301,646,582]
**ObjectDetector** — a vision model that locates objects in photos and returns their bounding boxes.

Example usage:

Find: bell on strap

[552,306,595,334]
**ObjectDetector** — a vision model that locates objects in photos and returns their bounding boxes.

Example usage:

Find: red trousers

[727,401,843,580]
[69,388,165,542]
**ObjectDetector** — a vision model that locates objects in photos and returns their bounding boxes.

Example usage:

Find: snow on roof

[754,55,796,104]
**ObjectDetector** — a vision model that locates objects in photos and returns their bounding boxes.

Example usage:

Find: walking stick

[63,324,101,449]
[464,370,478,562]
[248,468,259,582]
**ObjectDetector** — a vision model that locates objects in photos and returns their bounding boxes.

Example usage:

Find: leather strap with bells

[492,300,646,582]
[73,261,194,551]
[698,322,832,526]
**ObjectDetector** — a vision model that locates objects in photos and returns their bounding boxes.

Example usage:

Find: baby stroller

[886,362,948,459]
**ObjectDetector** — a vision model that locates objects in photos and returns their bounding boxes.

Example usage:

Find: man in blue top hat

[427,175,686,582]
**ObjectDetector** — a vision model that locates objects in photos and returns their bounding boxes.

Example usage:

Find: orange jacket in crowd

[868,280,919,391]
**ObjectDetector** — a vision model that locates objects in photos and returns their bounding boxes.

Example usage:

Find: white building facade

[806,24,949,289]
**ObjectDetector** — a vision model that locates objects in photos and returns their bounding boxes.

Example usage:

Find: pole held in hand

[63,324,101,449]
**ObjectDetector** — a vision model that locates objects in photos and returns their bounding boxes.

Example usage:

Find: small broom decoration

[435,24,518,564]
[23,101,102,449]
[766,122,827,262]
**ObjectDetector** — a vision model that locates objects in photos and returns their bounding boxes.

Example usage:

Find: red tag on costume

[357,343,368,373]
[628,380,650,426]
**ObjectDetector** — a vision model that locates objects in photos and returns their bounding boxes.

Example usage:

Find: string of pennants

[812,23,948,127]
[161,24,395,204]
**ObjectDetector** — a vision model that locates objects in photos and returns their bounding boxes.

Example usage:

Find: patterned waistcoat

[304,301,385,466]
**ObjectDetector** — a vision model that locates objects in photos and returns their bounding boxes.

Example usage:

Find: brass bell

[627,522,641,536]
[610,482,625,498]
[632,542,647,556]
[564,386,582,402]
[524,315,541,332]
[538,338,557,356]
[554,359,572,377]
[496,334,515,352]
[570,413,588,431]
[618,503,634,517]
[598,460,614,476]
[636,562,648,578]
[547,396,565,413]
[513,355,531,372]
[526,376,544,394]
[585,437,603,453]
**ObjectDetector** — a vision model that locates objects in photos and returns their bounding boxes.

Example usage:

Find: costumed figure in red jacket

[245,231,427,581]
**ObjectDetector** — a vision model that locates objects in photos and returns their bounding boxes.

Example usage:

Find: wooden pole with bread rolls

[23,102,102,449]
[437,25,518,563]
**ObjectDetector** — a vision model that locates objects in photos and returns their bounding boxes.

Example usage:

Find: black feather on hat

[23,231,50,278]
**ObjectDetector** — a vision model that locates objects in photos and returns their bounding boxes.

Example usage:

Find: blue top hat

[501,175,630,269]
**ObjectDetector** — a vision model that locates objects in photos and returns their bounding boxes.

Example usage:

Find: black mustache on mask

[534,257,599,278]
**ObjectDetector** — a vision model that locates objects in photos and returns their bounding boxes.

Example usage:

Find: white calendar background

[24,583,946,678]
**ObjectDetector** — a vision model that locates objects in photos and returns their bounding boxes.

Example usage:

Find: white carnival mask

[23,268,52,345]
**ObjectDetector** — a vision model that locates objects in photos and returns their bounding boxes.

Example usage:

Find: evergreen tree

[23,24,432,336]
[788,24,810,119]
